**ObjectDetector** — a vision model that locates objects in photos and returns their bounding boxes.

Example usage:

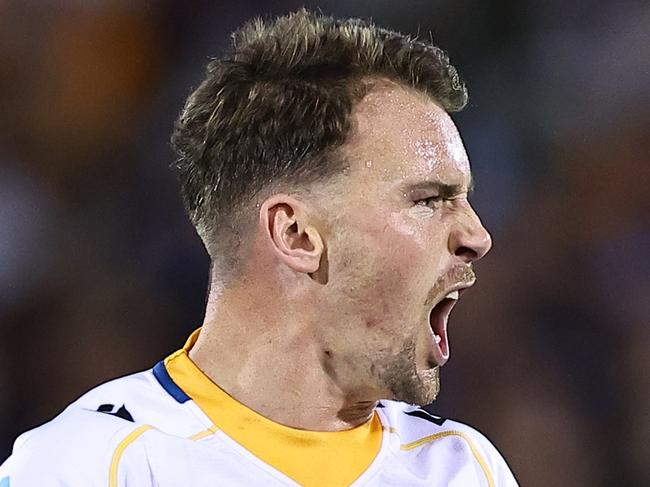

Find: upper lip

[431,280,476,307]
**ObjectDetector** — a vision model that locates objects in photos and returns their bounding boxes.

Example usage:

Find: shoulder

[378,400,519,486]
[0,367,200,485]
[0,404,156,485]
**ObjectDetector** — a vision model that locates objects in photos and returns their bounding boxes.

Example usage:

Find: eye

[414,195,443,209]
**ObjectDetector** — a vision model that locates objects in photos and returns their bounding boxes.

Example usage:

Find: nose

[448,208,492,264]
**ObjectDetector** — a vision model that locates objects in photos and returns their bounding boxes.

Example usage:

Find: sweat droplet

[365,160,373,168]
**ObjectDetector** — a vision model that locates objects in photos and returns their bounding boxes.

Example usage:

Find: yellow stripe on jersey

[187,424,219,441]
[109,424,153,487]
[164,328,383,487]
[400,430,495,487]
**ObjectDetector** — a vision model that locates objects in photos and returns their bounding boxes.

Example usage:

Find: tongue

[429,298,453,359]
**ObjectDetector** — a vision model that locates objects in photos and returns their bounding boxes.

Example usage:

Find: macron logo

[96,403,134,422]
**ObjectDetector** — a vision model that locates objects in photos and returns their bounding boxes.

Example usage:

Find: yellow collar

[163,328,383,486]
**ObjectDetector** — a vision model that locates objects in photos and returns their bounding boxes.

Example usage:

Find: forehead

[344,83,471,189]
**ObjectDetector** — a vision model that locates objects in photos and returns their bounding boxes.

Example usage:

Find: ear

[259,194,325,274]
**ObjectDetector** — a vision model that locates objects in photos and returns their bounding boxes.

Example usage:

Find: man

[0,9,518,486]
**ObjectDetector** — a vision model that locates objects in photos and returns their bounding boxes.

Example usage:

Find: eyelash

[414,196,443,208]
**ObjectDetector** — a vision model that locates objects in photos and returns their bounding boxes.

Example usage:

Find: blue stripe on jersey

[152,360,191,403]
[0,476,9,487]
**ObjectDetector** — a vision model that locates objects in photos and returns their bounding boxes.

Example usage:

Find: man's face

[316,83,492,405]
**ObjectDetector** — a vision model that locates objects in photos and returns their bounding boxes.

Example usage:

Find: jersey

[0,329,519,486]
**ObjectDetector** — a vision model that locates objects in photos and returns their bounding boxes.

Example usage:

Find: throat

[190,329,375,431]
[337,400,378,425]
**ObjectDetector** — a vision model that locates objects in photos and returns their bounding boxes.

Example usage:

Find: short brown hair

[171,8,467,285]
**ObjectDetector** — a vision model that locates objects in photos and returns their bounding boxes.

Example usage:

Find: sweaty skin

[189,80,492,432]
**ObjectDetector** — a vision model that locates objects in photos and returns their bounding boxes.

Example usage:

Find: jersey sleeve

[0,432,76,486]
[0,408,154,487]
[0,426,103,486]
[462,424,519,487]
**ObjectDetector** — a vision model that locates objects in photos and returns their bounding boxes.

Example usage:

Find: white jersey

[0,329,518,486]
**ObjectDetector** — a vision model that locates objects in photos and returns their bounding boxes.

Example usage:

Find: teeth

[445,290,460,300]
[434,334,442,344]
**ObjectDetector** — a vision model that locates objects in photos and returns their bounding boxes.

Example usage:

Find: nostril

[455,246,478,263]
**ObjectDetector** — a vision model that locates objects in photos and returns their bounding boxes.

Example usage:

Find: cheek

[381,210,448,275]
[344,212,438,328]
[359,209,426,277]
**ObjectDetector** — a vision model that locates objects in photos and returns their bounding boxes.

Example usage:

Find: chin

[385,366,440,406]
[415,367,441,404]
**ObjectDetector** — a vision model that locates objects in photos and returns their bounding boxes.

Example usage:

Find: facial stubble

[372,266,475,405]
[373,337,441,405]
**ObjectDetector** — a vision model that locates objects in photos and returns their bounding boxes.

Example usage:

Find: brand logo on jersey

[97,403,134,422]
[404,407,447,426]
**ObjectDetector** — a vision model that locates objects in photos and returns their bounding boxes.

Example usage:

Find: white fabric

[0,368,519,486]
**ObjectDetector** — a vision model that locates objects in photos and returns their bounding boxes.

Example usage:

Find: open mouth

[428,290,459,364]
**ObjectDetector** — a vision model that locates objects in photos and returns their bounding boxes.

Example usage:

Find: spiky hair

[172,8,467,285]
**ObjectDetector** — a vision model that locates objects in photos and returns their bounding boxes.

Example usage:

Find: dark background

[1,1,648,486]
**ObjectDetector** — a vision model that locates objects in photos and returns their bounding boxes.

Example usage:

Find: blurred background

[0,1,648,485]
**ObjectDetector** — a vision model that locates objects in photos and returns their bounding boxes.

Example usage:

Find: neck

[188,287,376,431]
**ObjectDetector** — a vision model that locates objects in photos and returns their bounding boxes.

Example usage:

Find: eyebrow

[405,175,475,198]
